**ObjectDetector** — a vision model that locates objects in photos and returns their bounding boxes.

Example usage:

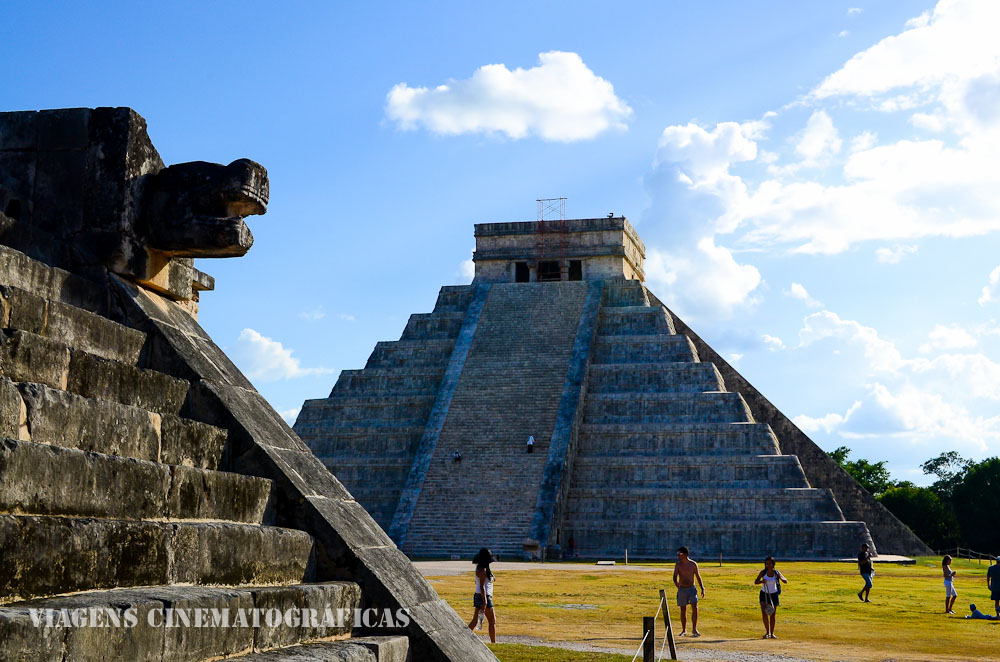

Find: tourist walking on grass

[754,556,787,639]
[857,543,874,602]
[986,555,999,617]
[943,555,958,614]
[673,546,705,637]
[468,548,497,643]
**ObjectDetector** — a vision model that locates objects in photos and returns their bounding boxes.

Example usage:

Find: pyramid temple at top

[296,216,932,561]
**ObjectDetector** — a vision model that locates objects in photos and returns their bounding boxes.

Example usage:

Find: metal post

[659,589,678,660]
[643,616,654,662]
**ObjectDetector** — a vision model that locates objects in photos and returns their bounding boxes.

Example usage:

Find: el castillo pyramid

[296,216,933,561]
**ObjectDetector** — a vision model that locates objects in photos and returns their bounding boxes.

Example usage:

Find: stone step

[0,283,145,364]
[0,328,189,414]
[560,520,873,560]
[296,426,424,456]
[330,368,445,396]
[577,422,780,455]
[0,243,110,316]
[0,582,361,661]
[587,362,724,393]
[0,438,271,523]
[570,454,809,488]
[596,306,675,336]
[400,313,465,341]
[234,636,409,662]
[600,280,649,307]
[584,392,753,424]
[433,285,474,313]
[0,516,314,602]
[14,381,227,468]
[565,487,844,521]
[591,334,698,364]
[364,340,456,369]
[293,395,435,427]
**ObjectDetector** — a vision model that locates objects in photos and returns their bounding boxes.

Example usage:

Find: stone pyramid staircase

[296,286,474,529]
[0,245,409,660]
[561,280,873,559]
[398,281,590,558]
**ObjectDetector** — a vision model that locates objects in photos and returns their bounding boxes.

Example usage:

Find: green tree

[827,446,895,496]
[921,451,973,498]
[951,457,1000,553]
[877,485,959,550]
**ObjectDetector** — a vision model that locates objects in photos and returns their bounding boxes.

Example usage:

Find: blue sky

[4,0,999,484]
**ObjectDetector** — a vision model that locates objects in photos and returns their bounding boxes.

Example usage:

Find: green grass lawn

[486,644,630,662]
[431,557,1000,662]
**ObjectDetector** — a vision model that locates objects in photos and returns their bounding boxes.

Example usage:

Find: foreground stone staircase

[0,106,497,661]
[296,286,472,529]
[560,280,872,559]
[0,246,407,660]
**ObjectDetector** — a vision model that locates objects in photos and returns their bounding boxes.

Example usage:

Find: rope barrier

[630,629,651,662]
[658,630,668,662]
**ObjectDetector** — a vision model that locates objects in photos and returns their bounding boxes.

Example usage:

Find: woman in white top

[942,555,958,614]
[468,548,497,643]
[754,556,788,639]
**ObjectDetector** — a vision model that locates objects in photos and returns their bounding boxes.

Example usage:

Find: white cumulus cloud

[762,334,786,351]
[810,0,1000,105]
[919,323,977,353]
[875,244,918,264]
[385,51,632,142]
[798,310,905,373]
[644,241,761,321]
[234,328,333,383]
[979,265,1000,305]
[794,403,859,434]
[785,283,822,308]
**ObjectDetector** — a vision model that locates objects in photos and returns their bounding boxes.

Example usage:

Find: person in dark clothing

[857,544,874,602]
[987,556,1000,617]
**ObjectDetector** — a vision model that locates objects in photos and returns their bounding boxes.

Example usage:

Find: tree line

[827,447,999,553]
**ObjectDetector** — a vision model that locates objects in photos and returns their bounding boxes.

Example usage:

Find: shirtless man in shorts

[673,546,706,636]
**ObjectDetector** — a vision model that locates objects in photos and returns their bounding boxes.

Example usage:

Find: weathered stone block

[167,464,270,523]
[0,607,66,661]
[0,285,47,334]
[18,381,160,460]
[0,111,40,151]
[44,298,144,364]
[0,329,70,389]
[168,522,313,587]
[0,439,168,519]
[160,414,227,469]
[0,515,169,600]
[349,636,410,662]
[50,590,167,662]
[251,582,359,649]
[67,349,188,414]
[234,642,376,661]
[150,586,254,661]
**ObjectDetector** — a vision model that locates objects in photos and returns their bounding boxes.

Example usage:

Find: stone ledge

[0,582,360,662]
